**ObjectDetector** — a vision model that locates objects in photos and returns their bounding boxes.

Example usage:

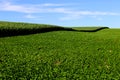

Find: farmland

[0,21,120,79]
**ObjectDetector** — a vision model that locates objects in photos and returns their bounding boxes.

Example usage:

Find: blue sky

[0,0,120,28]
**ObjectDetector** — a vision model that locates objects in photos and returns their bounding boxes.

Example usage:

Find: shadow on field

[0,27,109,37]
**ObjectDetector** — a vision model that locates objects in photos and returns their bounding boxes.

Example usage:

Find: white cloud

[24,14,43,20]
[0,1,41,13]
[39,3,70,7]
[59,11,120,21]
[91,16,103,21]
[0,1,71,13]
[0,0,120,20]
[24,14,36,19]
[60,14,83,20]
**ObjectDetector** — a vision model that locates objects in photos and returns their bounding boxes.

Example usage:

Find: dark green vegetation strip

[0,21,109,37]
[77,27,109,32]
[0,29,120,79]
[0,21,65,37]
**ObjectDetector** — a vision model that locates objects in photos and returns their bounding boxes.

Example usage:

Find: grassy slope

[0,21,62,29]
[0,21,120,79]
[0,21,66,37]
[0,21,109,37]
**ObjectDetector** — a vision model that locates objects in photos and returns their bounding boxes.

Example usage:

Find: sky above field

[0,0,120,28]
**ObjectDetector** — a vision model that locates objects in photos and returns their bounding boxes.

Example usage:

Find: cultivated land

[0,21,120,79]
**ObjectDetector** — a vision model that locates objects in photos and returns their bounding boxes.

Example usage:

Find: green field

[0,21,120,79]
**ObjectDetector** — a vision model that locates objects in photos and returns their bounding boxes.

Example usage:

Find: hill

[0,21,108,37]
[0,21,119,79]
